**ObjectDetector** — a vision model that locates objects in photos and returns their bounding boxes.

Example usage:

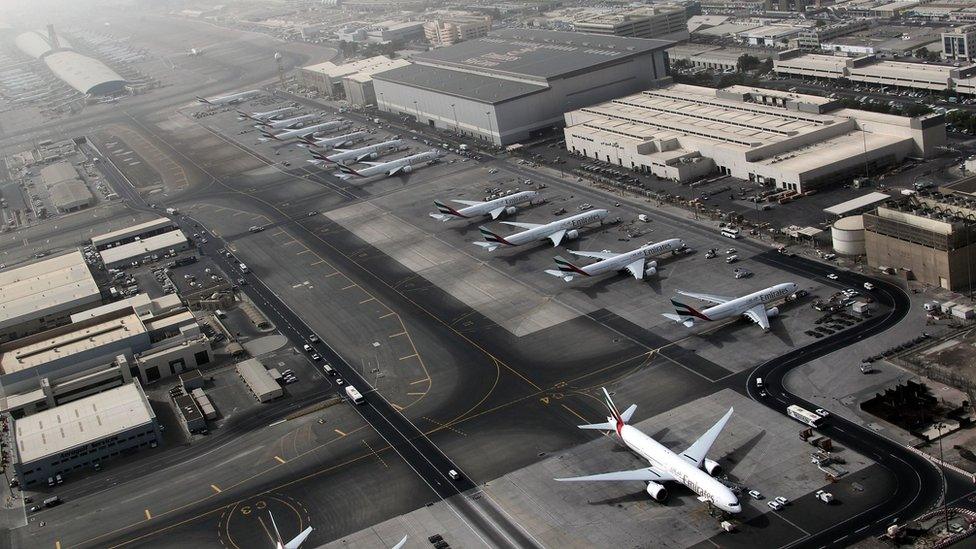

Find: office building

[943,24,976,62]
[574,6,688,41]
[0,251,101,344]
[563,83,944,192]
[372,29,673,145]
[91,217,177,251]
[12,381,159,487]
[424,15,492,46]
[41,162,93,214]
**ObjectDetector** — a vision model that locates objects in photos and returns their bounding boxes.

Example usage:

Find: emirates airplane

[259,120,349,142]
[256,113,318,130]
[474,209,609,251]
[334,151,441,179]
[237,106,296,122]
[196,89,261,105]
[298,131,369,150]
[555,388,741,514]
[662,282,798,332]
[544,238,685,281]
[429,191,539,222]
[269,512,312,549]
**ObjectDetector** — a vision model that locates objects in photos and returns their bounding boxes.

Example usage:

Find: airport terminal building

[563,83,945,192]
[372,29,673,145]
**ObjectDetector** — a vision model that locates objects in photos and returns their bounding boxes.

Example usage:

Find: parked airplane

[299,131,369,150]
[430,191,539,222]
[545,238,685,281]
[237,106,297,122]
[555,388,740,514]
[269,512,312,549]
[256,113,318,130]
[307,139,404,165]
[474,209,609,251]
[334,151,441,179]
[259,121,348,142]
[662,282,798,332]
[196,89,261,106]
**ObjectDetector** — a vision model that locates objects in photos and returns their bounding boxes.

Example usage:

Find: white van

[239,263,249,273]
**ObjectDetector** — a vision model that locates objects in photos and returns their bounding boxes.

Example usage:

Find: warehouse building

[341,58,412,107]
[14,28,125,96]
[372,29,673,145]
[563,83,945,192]
[0,305,211,405]
[773,50,976,94]
[299,55,411,100]
[91,216,177,251]
[424,15,492,46]
[865,191,976,291]
[99,230,189,269]
[12,380,159,487]
[236,358,282,402]
[40,162,94,213]
[0,251,102,344]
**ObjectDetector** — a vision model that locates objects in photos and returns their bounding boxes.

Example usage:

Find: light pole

[937,422,951,533]
[485,110,495,146]
[378,91,385,111]
[451,103,459,134]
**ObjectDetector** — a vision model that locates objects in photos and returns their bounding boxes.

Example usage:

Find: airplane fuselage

[351,151,440,177]
[581,238,684,276]
[459,191,538,218]
[241,106,296,121]
[507,210,609,246]
[198,90,260,105]
[618,425,740,513]
[307,131,369,149]
[266,121,347,141]
[700,282,797,321]
[260,114,316,129]
[325,140,403,164]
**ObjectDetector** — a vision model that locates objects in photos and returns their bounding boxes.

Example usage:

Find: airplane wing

[285,527,313,549]
[499,221,543,230]
[391,535,408,549]
[555,466,674,483]
[488,207,507,219]
[568,250,617,260]
[680,407,735,467]
[360,161,383,166]
[624,258,646,280]
[451,199,484,206]
[548,229,567,247]
[675,290,733,305]
[743,305,771,331]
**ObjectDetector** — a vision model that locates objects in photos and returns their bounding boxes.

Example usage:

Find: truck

[165,207,178,215]
[815,490,834,504]
[720,521,736,533]
[345,385,365,404]
[43,496,61,508]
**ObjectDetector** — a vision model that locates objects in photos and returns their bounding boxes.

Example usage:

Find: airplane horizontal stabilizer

[662,313,695,327]
[473,241,499,252]
[544,269,574,282]
[576,420,615,430]
[429,213,452,222]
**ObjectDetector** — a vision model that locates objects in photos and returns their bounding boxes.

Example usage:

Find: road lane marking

[410,378,430,385]
[296,249,312,255]
[310,260,326,266]
[324,271,340,277]
[341,284,357,290]
[334,429,346,436]
[389,331,406,338]
[282,240,300,246]
[359,297,375,304]
[407,392,426,396]
[211,484,222,493]
[390,403,404,411]
[144,509,152,520]
[560,404,591,424]
[379,312,395,319]
[274,456,286,464]
[399,353,418,361]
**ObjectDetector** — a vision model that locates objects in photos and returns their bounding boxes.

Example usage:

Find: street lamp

[451,103,459,134]
[378,91,385,111]
[412,100,421,123]
[966,213,975,301]
[936,422,951,533]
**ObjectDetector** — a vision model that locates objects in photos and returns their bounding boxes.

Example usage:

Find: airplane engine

[505,206,517,215]
[644,260,658,276]
[765,307,780,319]
[646,481,669,502]
[565,229,580,240]
[368,152,379,160]
[703,458,722,476]
[402,165,414,174]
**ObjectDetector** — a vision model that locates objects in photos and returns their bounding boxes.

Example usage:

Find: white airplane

[196,89,261,106]
[269,512,312,549]
[257,113,318,130]
[662,282,798,332]
[391,536,408,549]
[555,388,741,514]
[334,151,441,180]
[545,238,685,281]
[308,139,404,165]
[430,191,539,222]
[474,209,609,252]
[237,106,297,122]
[259,120,349,142]
[298,131,369,150]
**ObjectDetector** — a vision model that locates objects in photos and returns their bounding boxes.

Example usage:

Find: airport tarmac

[325,389,880,549]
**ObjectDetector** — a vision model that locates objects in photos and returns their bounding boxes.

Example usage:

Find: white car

[447,469,462,480]
[311,353,321,361]
[748,489,763,500]
[767,501,782,511]
[302,344,312,352]
[775,496,789,506]
[863,282,875,290]
[815,408,829,417]
[827,273,839,280]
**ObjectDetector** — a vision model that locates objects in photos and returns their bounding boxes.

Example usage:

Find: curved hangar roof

[14,30,72,59]
[44,51,126,95]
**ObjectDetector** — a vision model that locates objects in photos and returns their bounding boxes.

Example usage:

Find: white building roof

[99,230,187,266]
[43,50,126,95]
[0,251,100,334]
[824,192,891,216]
[14,382,154,464]
[303,55,399,79]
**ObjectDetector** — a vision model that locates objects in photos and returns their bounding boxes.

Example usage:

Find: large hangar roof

[373,64,547,104]
[43,51,125,95]
[14,30,72,59]
[412,28,671,81]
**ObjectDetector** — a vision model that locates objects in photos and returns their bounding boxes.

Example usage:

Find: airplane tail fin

[433,199,463,219]
[336,163,361,177]
[669,298,709,324]
[308,149,331,164]
[299,135,317,147]
[259,129,278,141]
[478,225,511,247]
[554,255,588,276]
[236,110,250,119]
[578,388,636,432]
[195,96,210,104]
